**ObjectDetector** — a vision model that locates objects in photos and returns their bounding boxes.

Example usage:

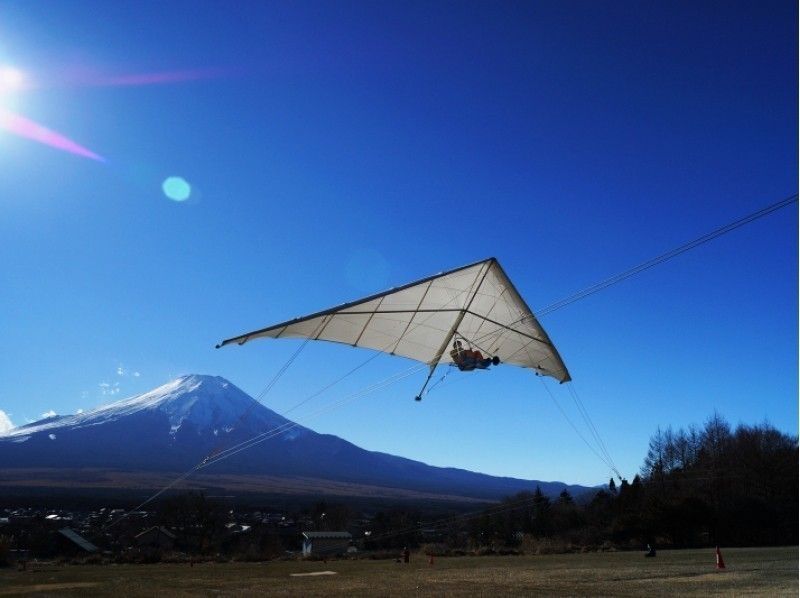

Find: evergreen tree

[557,489,574,505]
[531,486,552,537]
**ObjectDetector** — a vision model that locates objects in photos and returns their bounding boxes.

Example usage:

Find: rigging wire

[466,193,799,351]
[424,367,453,396]
[199,320,326,464]
[565,383,619,477]
[539,378,621,479]
[200,363,428,467]
[280,348,385,418]
[535,192,798,318]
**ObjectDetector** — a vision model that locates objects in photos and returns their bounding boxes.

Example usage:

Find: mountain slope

[0,375,591,500]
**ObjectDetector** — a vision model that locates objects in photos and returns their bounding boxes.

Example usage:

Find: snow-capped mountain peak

[2,374,296,440]
[0,374,592,501]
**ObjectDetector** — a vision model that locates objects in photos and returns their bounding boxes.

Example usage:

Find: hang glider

[217,258,571,389]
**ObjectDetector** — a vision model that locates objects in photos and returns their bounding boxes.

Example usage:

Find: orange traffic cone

[715,546,726,569]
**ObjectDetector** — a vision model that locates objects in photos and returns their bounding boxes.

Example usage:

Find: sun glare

[0,66,26,93]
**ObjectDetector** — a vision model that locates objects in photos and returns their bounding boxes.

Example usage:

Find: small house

[135,526,176,550]
[301,531,352,556]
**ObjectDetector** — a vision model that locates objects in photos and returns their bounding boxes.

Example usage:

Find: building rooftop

[58,528,98,553]
[135,526,176,540]
[302,531,352,540]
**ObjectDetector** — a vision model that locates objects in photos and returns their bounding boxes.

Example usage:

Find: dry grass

[0,546,796,596]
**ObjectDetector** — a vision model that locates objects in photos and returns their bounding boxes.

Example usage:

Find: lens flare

[95,68,227,87]
[0,109,104,161]
[39,67,231,91]
[162,176,191,201]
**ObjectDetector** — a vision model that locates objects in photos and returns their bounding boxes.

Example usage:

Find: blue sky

[0,0,796,485]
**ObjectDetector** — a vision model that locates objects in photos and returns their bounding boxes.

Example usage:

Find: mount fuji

[0,375,590,502]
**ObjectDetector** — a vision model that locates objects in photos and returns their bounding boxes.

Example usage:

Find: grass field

[0,546,796,596]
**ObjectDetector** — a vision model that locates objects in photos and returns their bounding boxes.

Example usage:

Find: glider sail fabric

[217,258,571,383]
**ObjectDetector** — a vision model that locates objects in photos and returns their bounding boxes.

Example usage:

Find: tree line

[464,413,797,550]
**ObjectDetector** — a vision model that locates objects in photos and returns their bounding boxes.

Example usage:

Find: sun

[0,66,26,94]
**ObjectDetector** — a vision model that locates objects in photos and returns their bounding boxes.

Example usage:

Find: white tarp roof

[218,258,570,383]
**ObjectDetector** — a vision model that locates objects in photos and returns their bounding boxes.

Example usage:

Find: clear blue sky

[0,0,796,485]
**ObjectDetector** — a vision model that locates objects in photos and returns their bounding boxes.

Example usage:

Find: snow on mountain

[1,374,304,441]
[0,409,13,434]
[0,374,593,501]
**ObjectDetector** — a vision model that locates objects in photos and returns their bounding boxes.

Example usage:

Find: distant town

[0,493,461,566]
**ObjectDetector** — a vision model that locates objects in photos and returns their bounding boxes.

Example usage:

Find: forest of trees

[467,414,798,550]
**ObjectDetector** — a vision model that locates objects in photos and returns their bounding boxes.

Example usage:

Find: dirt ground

[0,546,796,596]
